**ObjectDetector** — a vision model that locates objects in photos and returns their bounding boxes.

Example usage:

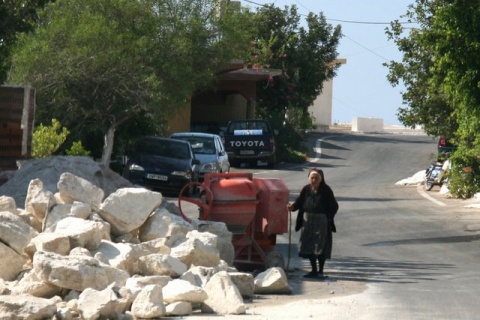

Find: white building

[308,58,347,131]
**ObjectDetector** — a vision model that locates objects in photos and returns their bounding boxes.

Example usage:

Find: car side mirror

[193,159,201,165]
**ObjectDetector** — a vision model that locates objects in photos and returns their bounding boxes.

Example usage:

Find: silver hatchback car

[170,132,230,180]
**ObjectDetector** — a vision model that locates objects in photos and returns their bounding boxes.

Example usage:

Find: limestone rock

[162,279,208,304]
[130,284,165,318]
[10,270,62,298]
[201,271,246,315]
[125,275,172,298]
[0,195,17,214]
[24,179,55,222]
[57,172,104,210]
[170,237,220,268]
[90,240,135,274]
[180,266,217,288]
[139,205,193,242]
[0,210,39,255]
[24,232,71,260]
[33,251,129,291]
[77,284,131,320]
[99,187,162,236]
[47,216,103,250]
[229,272,255,298]
[0,294,57,320]
[0,242,27,281]
[136,254,187,278]
[254,267,292,294]
[165,301,193,316]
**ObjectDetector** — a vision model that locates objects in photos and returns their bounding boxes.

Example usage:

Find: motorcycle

[424,160,448,191]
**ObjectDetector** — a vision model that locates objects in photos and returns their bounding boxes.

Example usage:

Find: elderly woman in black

[287,168,339,279]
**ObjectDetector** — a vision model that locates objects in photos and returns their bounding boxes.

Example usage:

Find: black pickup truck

[223,119,277,168]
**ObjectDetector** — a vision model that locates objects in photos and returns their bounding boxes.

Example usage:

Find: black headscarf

[308,168,326,190]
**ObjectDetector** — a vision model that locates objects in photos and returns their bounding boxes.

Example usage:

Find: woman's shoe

[303,271,318,278]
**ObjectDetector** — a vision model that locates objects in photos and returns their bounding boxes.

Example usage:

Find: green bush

[448,148,480,199]
[32,119,69,158]
[66,141,91,156]
[32,118,91,158]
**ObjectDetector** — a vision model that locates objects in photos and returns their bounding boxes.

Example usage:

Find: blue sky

[240,0,415,125]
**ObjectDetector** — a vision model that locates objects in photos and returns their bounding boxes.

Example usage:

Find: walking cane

[286,208,292,273]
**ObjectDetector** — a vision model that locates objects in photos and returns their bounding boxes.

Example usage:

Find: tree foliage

[7,0,252,165]
[0,0,53,83]
[249,5,341,114]
[245,4,342,159]
[385,0,480,198]
[385,1,458,138]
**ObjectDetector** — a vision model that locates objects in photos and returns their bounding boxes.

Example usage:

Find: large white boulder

[57,172,104,210]
[99,187,162,236]
[33,251,129,291]
[201,271,246,315]
[0,211,38,255]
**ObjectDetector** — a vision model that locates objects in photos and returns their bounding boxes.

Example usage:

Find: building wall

[190,92,247,128]
[309,79,333,128]
[225,94,247,123]
[308,59,347,131]
[352,117,384,132]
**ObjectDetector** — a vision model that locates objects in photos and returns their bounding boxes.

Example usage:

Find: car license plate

[240,150,255,155]
[146,173,168,181]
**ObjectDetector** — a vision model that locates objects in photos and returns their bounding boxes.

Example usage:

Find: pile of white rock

[0,172,291,319]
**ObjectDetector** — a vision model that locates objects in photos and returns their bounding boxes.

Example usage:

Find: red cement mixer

[178,172,290,270]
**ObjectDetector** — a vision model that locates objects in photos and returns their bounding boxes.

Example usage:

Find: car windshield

[174,136,215,155]
[136,139,190,159]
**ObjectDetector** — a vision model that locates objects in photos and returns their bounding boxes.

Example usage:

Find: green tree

[7,0,252,165]
[251,5,341,114]
[384,1,458,138]
[385,0,480,198]
[0,0,53,83]
[245,5,342,159]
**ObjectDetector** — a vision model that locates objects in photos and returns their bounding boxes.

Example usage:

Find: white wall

[352,117,384,132]
[309,79,333,127]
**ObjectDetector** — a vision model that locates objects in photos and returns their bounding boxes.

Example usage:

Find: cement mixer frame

[178,172,290,270]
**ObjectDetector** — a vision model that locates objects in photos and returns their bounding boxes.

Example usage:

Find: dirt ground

[185,261,368,319]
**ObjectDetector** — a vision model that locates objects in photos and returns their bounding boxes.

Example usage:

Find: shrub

[66,141,91,156]
[32,119,69,158]
[448,148,480,199]
[32,119,91,158]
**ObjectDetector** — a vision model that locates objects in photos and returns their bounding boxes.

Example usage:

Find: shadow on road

[363,234,480,247]
[325,255,453,284]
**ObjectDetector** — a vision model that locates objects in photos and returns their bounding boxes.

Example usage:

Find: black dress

[291,183,339,259]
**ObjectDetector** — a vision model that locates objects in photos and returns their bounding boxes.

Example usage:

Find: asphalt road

[215,130,480,319]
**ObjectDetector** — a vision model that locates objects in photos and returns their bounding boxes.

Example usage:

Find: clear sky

[240,0,415,125]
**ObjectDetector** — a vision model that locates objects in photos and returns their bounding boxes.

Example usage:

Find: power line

[241,0,415,25]
[329,18,414,25]
[343,35,390,62]
[293,0,311,13]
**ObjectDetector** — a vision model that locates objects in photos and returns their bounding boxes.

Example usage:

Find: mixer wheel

[266,250,285,270]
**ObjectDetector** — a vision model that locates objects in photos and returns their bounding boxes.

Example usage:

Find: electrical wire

[241,0,415,25]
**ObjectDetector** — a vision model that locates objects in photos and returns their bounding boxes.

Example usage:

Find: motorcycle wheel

[425,180,434,191]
